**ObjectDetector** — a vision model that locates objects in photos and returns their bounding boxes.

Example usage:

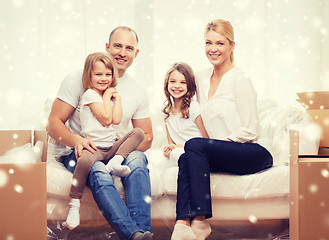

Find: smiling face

[90,60,113,95]
[167,70,188,101]
[106,28,139,78]
[205,30,235,68]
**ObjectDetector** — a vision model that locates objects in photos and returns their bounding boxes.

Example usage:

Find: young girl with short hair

[66,52,144,230]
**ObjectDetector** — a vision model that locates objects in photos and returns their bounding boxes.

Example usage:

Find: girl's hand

[163,144,176,157]
[103,87,117,99]
[164,148,172,158]
[225,138,234,142]
[112,91,121,101]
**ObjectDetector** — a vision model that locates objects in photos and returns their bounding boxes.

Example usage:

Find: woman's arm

[195,115,209,139]
[230,76,258,142]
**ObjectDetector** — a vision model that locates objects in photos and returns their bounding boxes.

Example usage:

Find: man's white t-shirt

[165,101,203,146]
[80,89,117,148]
[57,70,85,136]
[52,69,150,157]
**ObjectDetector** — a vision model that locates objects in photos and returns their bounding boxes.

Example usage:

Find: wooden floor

[47,219,289,240]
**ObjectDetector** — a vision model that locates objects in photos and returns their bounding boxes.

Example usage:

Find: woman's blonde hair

[205,19,235,63]
[162,62,196,120]
[82,52,118,90]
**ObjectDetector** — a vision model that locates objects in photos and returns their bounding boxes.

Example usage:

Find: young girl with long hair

[65,52,144,230]
[162,62,208,161]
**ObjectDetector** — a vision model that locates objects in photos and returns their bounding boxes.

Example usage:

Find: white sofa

[46,99,320,239]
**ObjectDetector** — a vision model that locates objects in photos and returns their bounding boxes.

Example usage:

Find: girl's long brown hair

[163,62,196,120]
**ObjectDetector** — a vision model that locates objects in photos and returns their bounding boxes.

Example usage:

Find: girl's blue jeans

[61,150,151,240]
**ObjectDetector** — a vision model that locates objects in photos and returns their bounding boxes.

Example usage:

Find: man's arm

[131,117,153,152]
[46,98,97,158]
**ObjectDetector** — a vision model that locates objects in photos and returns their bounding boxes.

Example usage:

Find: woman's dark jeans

[176,138,273,220]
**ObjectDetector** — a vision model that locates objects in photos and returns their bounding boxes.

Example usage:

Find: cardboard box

[297,91,329,148]
[0,130,47,240]
[318,147,329,155]
[290,155,329,240]
[290,130,329,240]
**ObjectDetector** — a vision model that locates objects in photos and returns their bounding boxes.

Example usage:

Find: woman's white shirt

[196,67,264,144]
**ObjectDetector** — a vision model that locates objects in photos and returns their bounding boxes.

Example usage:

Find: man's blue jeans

[61,150,151,240]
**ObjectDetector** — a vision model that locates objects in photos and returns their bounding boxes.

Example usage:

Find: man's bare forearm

[136,132,153,152]
[47,118,81,148]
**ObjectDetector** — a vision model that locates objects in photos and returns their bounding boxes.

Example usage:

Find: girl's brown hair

[82,52,118,90]
[162,62,196,120]
[205,19,235,63]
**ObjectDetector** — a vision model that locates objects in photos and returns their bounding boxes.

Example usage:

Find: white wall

[0,0,328,130]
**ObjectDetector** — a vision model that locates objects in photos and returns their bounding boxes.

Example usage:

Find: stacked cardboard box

[297,91,329,154]
[290,92,329,240]
[0,130,47,240]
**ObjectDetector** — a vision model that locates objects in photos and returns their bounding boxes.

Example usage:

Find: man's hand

[74,136,97,159]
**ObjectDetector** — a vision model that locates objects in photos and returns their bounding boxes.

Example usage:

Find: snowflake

[72,178,78,187]
[321,169,329,178]
[248,214,258,224]
[69,160,76,167]
[144,195,152,204]
[309,184,318,194]
[14,184,23,194]
[0,170,9,188]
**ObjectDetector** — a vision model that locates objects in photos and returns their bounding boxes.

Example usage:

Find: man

[47,27,153,240]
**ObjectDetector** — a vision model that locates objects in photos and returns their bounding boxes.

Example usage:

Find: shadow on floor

[47,219,289,240]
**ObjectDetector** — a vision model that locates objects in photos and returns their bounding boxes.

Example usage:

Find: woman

[171,19,273,240]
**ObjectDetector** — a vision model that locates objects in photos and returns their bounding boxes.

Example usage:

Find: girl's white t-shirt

[80,89,117,148]
[165,101,203,146]
[56,69,150,137]
[49,70,150,159]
